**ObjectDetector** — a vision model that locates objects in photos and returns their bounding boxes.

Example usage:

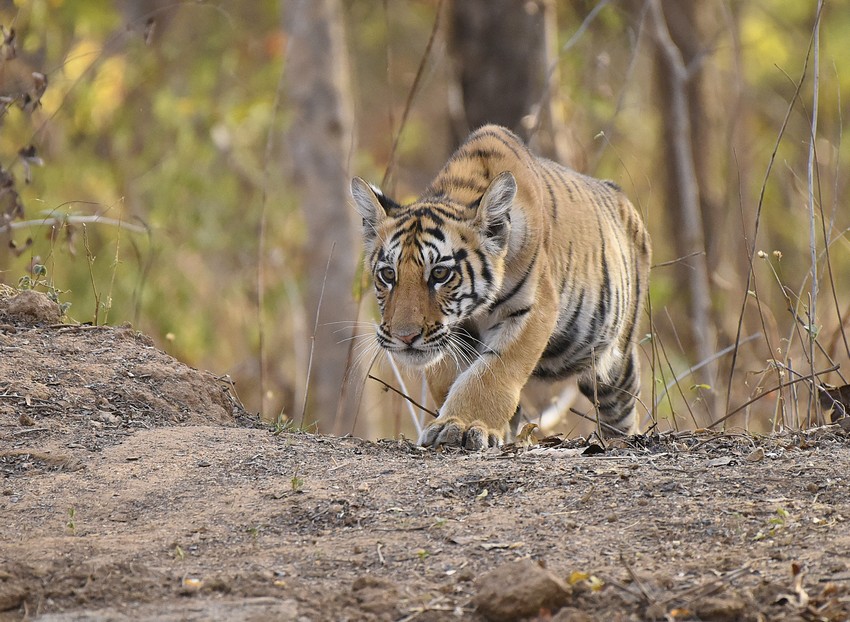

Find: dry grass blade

[723,7,819,416]
[299,243,335,429]
[619,553,655,606]
[659,564,752,607]
[805,0,824,425]
[380,0,445,189]
[255,51,287,421]
[649,334,760,430]
[711,364,839,429]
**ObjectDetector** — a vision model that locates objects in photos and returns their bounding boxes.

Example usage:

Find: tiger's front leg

[418,286,558,450]
[418,364,521,450]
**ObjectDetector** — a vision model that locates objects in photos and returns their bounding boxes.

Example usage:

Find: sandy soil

[2,288,850,621]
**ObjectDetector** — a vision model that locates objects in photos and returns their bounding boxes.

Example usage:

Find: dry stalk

[367,373,438,419]
[255,51,287,421]
[723,7,817,418]
[711,364,839,429]
[380,0,444,189]
[805,0,824,425]
[299,244,335,429]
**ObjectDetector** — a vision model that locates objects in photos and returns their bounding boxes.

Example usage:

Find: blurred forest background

[0,0,848,441]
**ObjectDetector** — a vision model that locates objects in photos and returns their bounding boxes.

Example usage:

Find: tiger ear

[476,172,516,252]
[351,177,387,241]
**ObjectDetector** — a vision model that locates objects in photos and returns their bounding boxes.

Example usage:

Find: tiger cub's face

[351,173,516,367]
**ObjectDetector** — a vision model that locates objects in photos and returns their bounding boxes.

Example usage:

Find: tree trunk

[649,0,718,422]
[284,0,359,435]
[447,0,567,160]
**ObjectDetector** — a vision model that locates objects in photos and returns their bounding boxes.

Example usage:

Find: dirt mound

[1,289,244,457]
[3,289,850,621]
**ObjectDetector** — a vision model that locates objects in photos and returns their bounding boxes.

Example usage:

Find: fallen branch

[367,374,438,418]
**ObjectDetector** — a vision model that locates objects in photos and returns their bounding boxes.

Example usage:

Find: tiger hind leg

[577,348,640,437]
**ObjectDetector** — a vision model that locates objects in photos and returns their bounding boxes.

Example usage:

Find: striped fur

[352,125,651,449]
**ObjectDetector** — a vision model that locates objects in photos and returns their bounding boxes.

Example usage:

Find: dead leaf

[582,443,605,456]
[516,422,539,447]
[568,571,589,585]
[746,447,765,462]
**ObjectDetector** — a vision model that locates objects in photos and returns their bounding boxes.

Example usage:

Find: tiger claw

[418,418,503,451]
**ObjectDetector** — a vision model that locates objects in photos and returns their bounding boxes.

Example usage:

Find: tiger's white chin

[388,348,445,369]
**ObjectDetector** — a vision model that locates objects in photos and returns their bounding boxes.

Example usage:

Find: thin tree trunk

[284,0,359,434]
[649,0,717,422]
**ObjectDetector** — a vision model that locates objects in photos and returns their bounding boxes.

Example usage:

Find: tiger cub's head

[351,173,516,367]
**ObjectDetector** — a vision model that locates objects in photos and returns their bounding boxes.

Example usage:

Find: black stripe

[423,227,445,242]
[541,289,585,358]
[455,147,504,162]
[598,238,611,321]
[412,205,452,222]
[547,164,575,208]
[538,166,559,220]
[506,306,532,319]
[407,203,456,222]
[469,126,523,151]
[475,249,492,285]
[489,248,539,311]
[431,175,489,194]
[420,239,442,257]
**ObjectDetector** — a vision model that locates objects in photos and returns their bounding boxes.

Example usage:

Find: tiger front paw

[418,417,503,451]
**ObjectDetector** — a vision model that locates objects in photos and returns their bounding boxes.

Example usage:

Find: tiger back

[351,125,651,449]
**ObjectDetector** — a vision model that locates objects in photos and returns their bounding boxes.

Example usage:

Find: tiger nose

[394,329,421,345]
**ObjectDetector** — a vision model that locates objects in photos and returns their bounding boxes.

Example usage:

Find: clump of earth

[2,288,850,621]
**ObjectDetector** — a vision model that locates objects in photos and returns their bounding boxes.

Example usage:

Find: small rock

[473,558,572,621]
[95,410,121,425]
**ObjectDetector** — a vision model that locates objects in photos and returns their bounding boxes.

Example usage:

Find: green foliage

[18,264,71,314]
[0,1,298,410]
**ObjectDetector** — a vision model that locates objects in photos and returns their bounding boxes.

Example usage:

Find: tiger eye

[430,266,451,283]
[377,267,395,284]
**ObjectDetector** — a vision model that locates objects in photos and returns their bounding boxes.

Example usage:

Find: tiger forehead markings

[352,124,651,450]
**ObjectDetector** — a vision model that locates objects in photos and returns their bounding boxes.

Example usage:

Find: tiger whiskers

[337,330,376,345]
[452,327,507,375]
[349,332,384,380]
[446,329,502,392]
[327,319,378,336]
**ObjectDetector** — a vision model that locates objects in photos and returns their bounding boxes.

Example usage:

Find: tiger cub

[351,125,651,449]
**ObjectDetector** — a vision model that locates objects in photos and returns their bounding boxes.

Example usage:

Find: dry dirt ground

[3,287,850,622]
